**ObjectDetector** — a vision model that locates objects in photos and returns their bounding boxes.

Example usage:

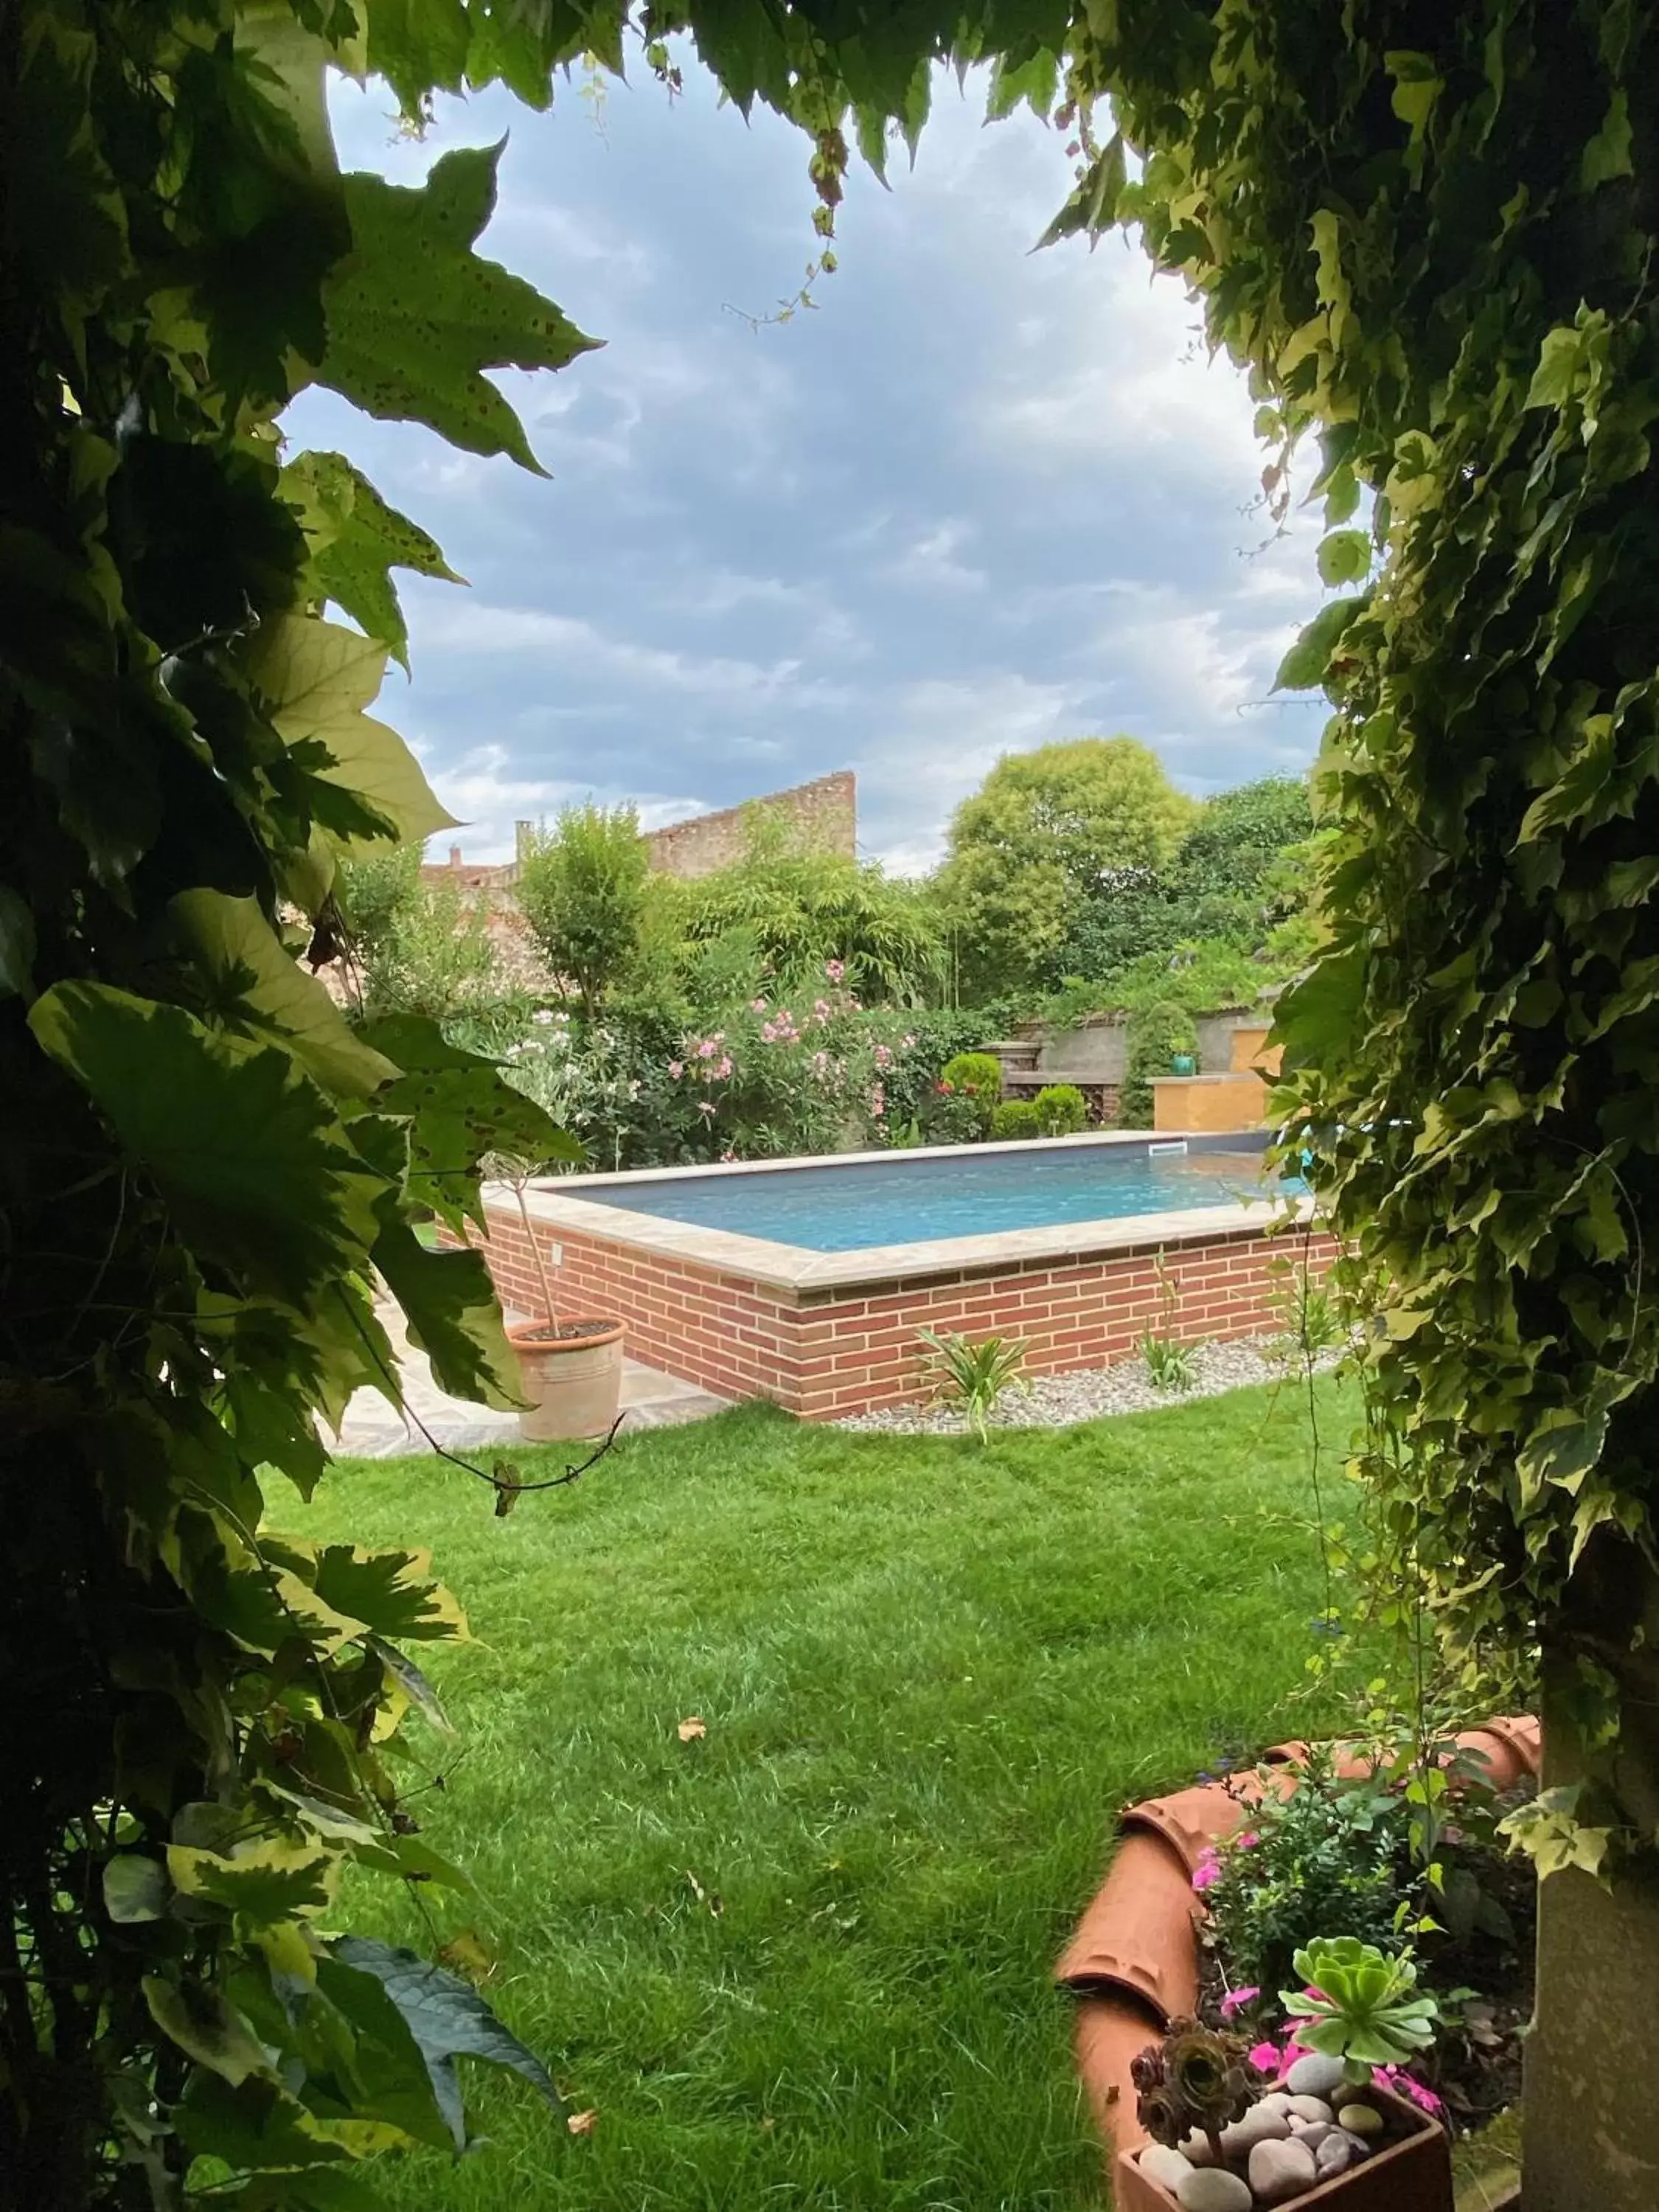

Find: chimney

[514,819,535,866]
[448,844,462,870]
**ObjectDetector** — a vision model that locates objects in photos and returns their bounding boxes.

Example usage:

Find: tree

[338,844,501,1019]
[517,803,651,1020]
[939,737,1198,997]
[1057,774,1313,985]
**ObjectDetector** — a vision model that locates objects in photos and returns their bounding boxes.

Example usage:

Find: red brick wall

[462,1203,1337,1422]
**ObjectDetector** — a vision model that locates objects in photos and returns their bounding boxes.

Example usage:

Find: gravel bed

[834,1338,1343,1434]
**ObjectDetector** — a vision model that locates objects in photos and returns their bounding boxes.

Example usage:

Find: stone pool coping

[512,1128,1310,1295]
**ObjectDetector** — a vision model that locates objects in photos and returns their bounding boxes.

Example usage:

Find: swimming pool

[571,1134,1295,1253]
[471,1131,1329,1422]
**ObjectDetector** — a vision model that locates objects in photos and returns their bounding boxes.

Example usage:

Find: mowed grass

[298,1381,1355,2212]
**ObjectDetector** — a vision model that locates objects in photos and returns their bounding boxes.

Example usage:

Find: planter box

[1113,2087,1454,2212]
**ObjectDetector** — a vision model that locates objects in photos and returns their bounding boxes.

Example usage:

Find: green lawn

[298,1381,1354,2212]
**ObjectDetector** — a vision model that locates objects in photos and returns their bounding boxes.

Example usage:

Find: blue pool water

[571,1138,1298,1254]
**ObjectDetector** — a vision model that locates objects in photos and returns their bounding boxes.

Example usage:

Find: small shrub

[1268,1262,1346,1366]
[1120,999,1199,1124]
[1141,1332,1197,1392]
[338,844,501,1020]
[918,1327,1028,1441]
[939,1050,1004,1135]
[1199,1759,1418,1993]
[991,1099,1042,1141]
[1032,1082,1088,1135]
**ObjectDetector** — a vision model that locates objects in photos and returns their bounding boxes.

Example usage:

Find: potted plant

[493,1154,624,1441]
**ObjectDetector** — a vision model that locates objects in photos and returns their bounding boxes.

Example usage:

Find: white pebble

[1138,2143,1194,2193]
[1284,2051,1348,2100]
[1285,2094,1333,2124]
[1249,2136,1318,2204]
[1175,2168,1253,2212]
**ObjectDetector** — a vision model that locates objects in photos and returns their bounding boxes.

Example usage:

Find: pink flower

[667,1060,684,1079]
[698,1101,717,1118]
[874,1043,892,1068]
[902,1033,917,1048]
[696,1037,717,1060]
[870,1084,885,1116]
[1237,1831,1260,1849]
[1380,2062,1451,2115]
[814,998,832,1020]
[1191,1848,1222,1893]
[1248,2042,1281,2079]
[1219,1986,1260,2020]
[715,1057,732,1079]
[751,997,768,1012]
[824,959,845,982]
[812,1051,830,1076]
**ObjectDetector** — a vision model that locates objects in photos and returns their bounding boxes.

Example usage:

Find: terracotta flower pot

[1114,2085,1453,2212]
[507,1318,624,1440]
[1057,1717,1540,2191]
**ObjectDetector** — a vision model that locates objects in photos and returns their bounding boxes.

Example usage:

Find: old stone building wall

[641,770,856,880]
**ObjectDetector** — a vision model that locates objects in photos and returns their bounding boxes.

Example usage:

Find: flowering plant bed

[1058,1719,1540,2209]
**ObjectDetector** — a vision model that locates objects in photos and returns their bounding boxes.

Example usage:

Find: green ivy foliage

[11,0,1659,2197]
[1040,0,1659,1847]
[1,2,594,2199]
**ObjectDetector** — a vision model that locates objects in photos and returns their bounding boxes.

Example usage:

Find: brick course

[459,1203,1337,1422]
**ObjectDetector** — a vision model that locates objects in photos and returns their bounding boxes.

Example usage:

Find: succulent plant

[1280,1936,1442,2084]
[1133,2017,1257,2163]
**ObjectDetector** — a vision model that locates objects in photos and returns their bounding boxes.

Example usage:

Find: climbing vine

[1051,0,1659,1866]
[7,0,1659,2203]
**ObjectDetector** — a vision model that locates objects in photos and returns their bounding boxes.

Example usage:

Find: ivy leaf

[1036,135,1127,250]
[1526,325,1589,411]
[1273,595,1367,691]
[28,984,385,1301]
[1515,1399,1613,1509]
[170,890,399,1099]
[309,1955,456,2153]
[364,0,473,110]
[243,612,457,849]
[167,1837,341,1924]
[331,1936,563,2152]
[284,450,464,672]
[318,144,602,473]
[142,1977,276,2087]
[363,1013,582,1231]
[1580,89,1633,189]
[104,1855,170,1924]
[1316,529,1372,587]
[308,1545,470,1644]
[371,1211,527,1408]
[986,46,1059,122]
[369,1635,456,1737]
[175,2073,353,2176]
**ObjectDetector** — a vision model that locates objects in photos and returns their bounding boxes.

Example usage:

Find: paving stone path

[331,1307,728,1460]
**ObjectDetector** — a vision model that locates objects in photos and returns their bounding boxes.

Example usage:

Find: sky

[285,58,1332,874]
